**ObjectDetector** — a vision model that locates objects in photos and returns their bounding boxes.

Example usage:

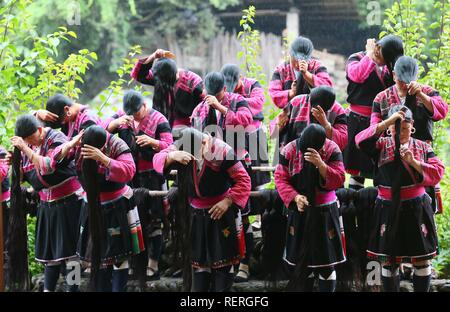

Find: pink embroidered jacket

[274,138,345,208]
[269,60,333,109]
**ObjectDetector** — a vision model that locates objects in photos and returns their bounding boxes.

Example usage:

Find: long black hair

[287,124,326,291]
[394,56,419,119]
[152,58,177,122]
[7,115,41,291]
[7,147,29,291]
[204,71,226,131]
[46,93,73,129]
[290,36,314,96]
[384,106,412,283]
[172,127,204,291]
[377,35,404,85]
[309,86,335,124]
[81,125,107,290]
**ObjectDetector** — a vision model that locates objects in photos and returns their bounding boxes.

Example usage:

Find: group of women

[0,34,447,293]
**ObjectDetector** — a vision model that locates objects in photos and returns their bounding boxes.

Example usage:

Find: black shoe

[146,268,160,281]
[234,269,249,283]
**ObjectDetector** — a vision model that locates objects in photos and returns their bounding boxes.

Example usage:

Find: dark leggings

[192,266,233,292]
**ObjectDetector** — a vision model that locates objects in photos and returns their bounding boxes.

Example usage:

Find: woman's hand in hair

[136,134,158,148]
[305,148,328,178]
[142,49,171,64]
[115,115,133,129]
[11,136,27,151]
[81,144,110,167]
[205,95,227,115]
[275,111,289,130]
[288,80,297,100]
[294,194,309,212]
[386,110,406,127]
[168,150,195,166]
[366,39,377,60]
[400,145,423,174]
[209,197,233,220]
[407,81,422,96]
[304,148,325,168]
[35,109,59,122]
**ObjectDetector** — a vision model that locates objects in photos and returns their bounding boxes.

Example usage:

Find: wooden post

[0,183,4,292]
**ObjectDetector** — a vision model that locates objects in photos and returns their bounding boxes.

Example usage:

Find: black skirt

[78,196,139,266]
[2,201,9,245]
[35,194,82,263]
[367,194,438,264]
[247,127,271,187]
[343,111,374,178]
[191,205,244,269]
[284,201,346,268]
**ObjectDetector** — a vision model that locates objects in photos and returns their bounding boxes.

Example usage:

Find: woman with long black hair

[76,125,142,292]
[35,93,100,138]
[370,56,448,214]
[7,114,83,292]
[356,105,444,292]
[130,49,204,138]
[0,147,10,259]
[270,85,348,152]
[344,35,404,190]
[105,90,173,281]
[274,124,346,292]
[153,127,251,292]
[269,36,333,110]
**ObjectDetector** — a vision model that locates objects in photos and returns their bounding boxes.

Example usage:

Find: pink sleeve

[419,156,445,187]
[105,152,136,183]
[158,132,173,151]
[321,145,346,190]
[422,86,449,121]
[274,163,298,208]
[347,55,376,83]
[331,123,348,151]
[269,73,290,109]
[130,60,153,81]
[153,145,177,174]
[0,160,9,181]
[312,70,333,88]
[355,124,379,148]
[224,106,253,127]
[247,86,265,116]
[130,61,142,80]
[38,145,64,176]
[226,162,251,209]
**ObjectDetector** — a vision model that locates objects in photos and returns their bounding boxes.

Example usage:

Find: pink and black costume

[1,147,10,247]
[355,125,443,265]
[344,51,395,177]
[131,60,204,131]
[153,138,251,272]
[270,94,348,151]
[20,128,83,264]
[77,133,142,266]
[269,60,333,109]
[104,108,172,269]
[274,138,346,269]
